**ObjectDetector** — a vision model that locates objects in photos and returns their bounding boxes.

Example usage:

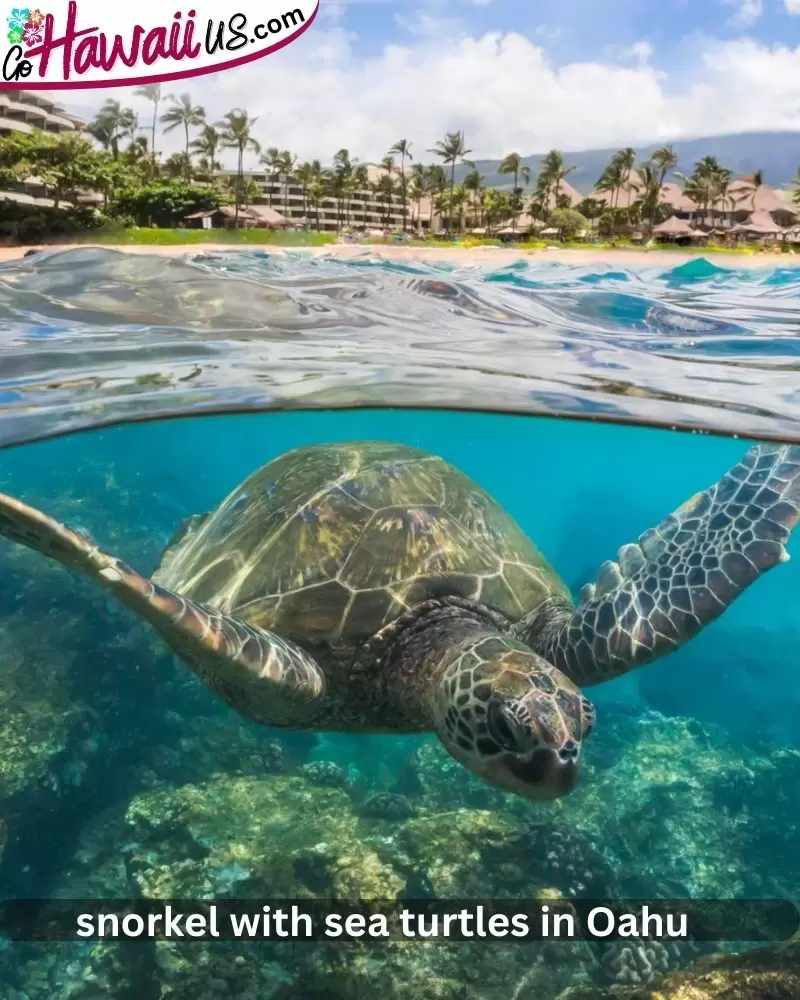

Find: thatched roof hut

[729,210,785,235]
[652,215,700,238]
[496,214,544,236]
[246,205,292,228]
[722,180,790,215]
[184,204,291,229]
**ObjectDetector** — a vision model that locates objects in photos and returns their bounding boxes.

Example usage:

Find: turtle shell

[153,442,568,643]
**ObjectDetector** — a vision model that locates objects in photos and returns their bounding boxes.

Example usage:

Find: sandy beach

[0,242,797,269]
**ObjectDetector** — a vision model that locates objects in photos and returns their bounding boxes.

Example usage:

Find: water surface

[1,247,799,447]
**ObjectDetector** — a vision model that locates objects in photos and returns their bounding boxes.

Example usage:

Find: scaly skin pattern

[515,443,800,686]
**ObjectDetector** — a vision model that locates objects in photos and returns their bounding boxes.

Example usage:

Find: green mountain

[454,131,800,193]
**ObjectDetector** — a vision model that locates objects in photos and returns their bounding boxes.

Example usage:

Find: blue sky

[337,0,797,63]
[69,0,800,162]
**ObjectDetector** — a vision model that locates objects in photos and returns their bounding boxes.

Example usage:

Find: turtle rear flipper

[0,492,325,726]
[518,443,800,686]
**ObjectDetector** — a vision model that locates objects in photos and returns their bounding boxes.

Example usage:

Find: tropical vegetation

[0,93,797,246]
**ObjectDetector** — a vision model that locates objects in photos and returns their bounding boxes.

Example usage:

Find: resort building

[590,176,796,232]
[0,89,82,137]
[0,88,87,208]
[218,164,435,233]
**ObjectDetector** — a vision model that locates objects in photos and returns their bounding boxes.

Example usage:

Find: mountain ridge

[452,131,800,193]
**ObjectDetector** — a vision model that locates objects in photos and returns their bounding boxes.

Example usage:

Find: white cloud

[611,40,654,64]
[785,0,800,13]
[71,27,800,167]
[723,0,762,26]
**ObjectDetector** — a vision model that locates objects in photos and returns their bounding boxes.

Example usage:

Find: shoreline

[0,241,797,269]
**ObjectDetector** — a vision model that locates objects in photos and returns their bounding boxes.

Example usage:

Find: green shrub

[0,201,106,243]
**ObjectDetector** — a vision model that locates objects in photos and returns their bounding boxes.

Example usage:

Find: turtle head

[433,635,595,801]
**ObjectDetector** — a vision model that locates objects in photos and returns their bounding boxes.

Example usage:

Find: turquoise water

[0,251,798,998]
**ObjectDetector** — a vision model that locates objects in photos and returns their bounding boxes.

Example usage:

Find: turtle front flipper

[0,492,325,726]
[515,443,800,686]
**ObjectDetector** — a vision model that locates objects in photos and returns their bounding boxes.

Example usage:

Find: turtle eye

[487,700,536,753]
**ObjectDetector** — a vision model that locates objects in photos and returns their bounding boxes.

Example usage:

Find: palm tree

[277,150,297,217]
[450,186,468,235]
[595,148,636,229]
[226,176,261,209]
[632,162,662,234]
[576,197,605,235]
[538,150,577,216]
[643,145,678,231]
[484,189,511,236]
[615,147,637,208]
[163,152,193,181]
[259,148,283,207]
[792,169,800,208]
[462,168,485,230]
[676,156,729,228]
[379,156,396,224]
[294,160,320,222]
[307,175,325,231]
[389,139,413,232]
[124,134,149,167]
[497,153,531,232]
[714,169,735,228]
[595,159,625,234]
[134,84,163,171]
[373,173,394,227]
[428,130,473,235]
[217,109,261,227]
[734,168,764,214]
[331,148,355,229]
[190,125,222,181]
[160,93,206,178]
[352,163,369,226]
[88,100,135,159]
[122,112,139,153]
[651,144,678,187]
[408,163,426,230]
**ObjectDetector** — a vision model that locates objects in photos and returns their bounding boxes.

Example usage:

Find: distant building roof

[659,182,698,213]
[591,184,639,209]
[544,179,583,208]
[185,204,292,227]
[247,204,290,226]
[718,179,790,215]
[591,180,698,213]
[653,215,699,237]
[730,209,785,235]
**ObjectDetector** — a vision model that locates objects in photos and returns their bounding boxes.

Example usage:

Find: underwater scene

[0,251,798,1000]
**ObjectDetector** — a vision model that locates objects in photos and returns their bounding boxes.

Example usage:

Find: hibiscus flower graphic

[26,7,44,26]
[6,8,30,32]
[22,21,41,45]
[6,26,23,44]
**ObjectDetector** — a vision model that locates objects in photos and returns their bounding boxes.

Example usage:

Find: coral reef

[564,937,800,1000]
[593,939,702,987]
[360,792,418,820]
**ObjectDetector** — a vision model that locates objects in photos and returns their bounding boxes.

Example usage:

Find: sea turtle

[0,439,798,801]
